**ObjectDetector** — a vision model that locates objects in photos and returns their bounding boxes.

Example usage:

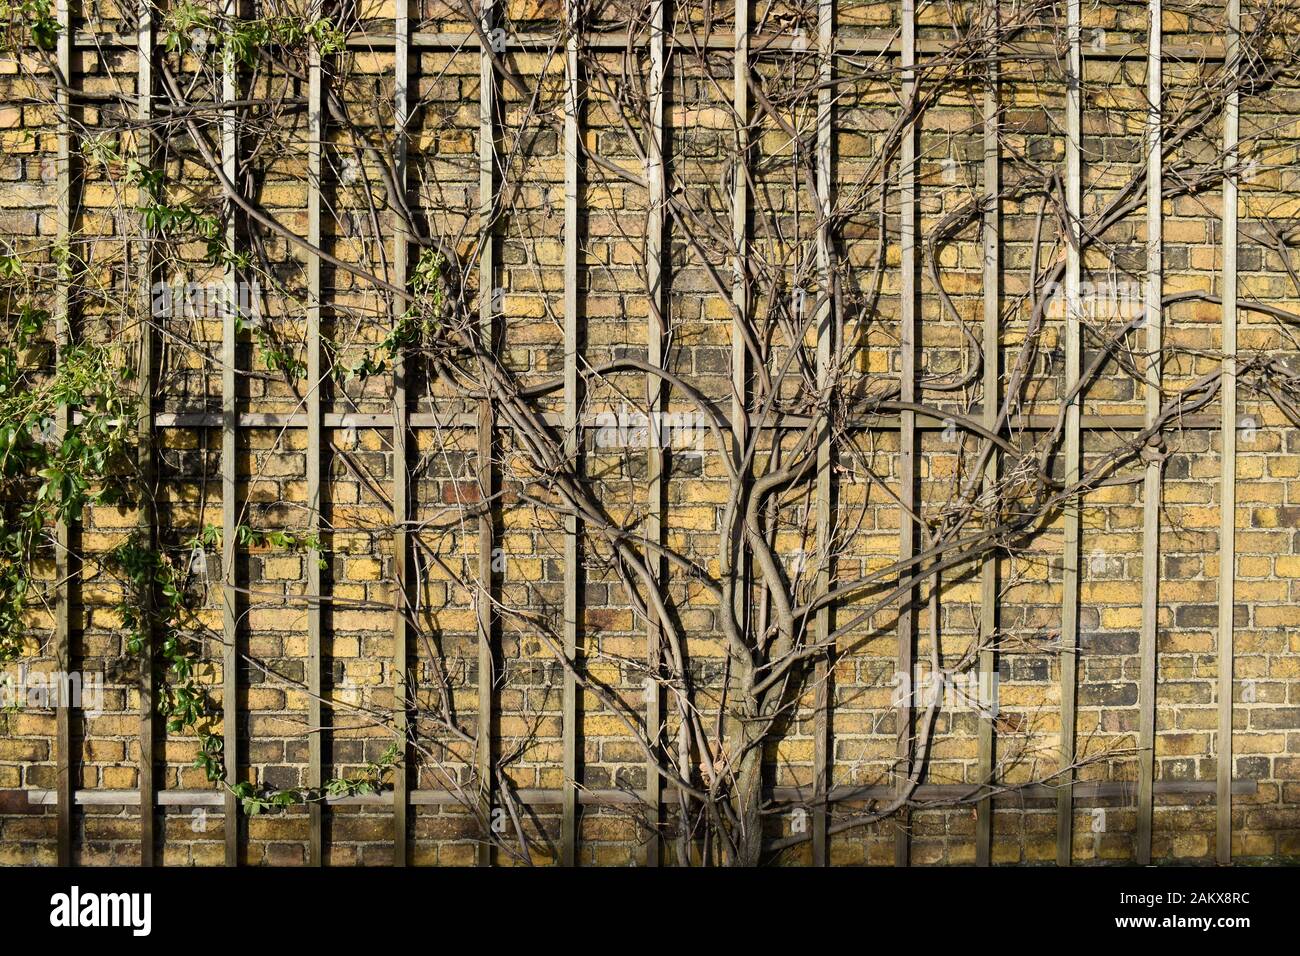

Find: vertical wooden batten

[812,0,834,867]
[895,0,916,869]
[391,0,412,869]
[53,0,74,868]
[305,20,325,869]
[975,19,1000,868]
[1217,0,1241,867]
[1136,0,1163,867]
[561,0,582,868]
[221,0,242,868]
[476,0,499,867]
[1056,0,1083,868]
[731,4,750,557]
[643,0,667,868]
[136,0,157,867]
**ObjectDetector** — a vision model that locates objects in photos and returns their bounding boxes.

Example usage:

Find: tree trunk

[730,723,766,866]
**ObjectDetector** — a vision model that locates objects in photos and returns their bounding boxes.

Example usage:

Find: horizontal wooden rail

[23,779,1258,808]
[110,411,1221,432]
[68,30,1229,61]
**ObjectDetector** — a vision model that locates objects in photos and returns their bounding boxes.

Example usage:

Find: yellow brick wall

[1,0,1299,867]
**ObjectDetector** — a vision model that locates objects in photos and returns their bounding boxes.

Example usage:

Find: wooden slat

[894,0,916,869]
[145,409,1216,432]
[476,0,498,867]
[136,0,156,867]
[975,34,1000,868]
[644,6,670,863]
[734,1,762,870]
[812,0,834,868]
[731,1,750,527]
[1217,0,1241,866]
[34,777,1259,809]
[560,0,581,868]
[643,0,667,868]
[1136,0,1162,866]
[305,28,325,869]
[391,0,412,870]
[66,30,1231,61]
[1056,0,1083,868]
[53,0,73,868]
[221,0,241,868]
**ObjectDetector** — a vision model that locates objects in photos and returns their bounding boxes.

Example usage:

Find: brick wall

[2,0,1299,865]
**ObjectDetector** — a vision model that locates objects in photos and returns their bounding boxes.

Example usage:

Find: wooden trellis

[34,0,1253,867]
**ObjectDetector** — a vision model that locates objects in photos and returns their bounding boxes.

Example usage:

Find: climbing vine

[0,1,399,821]
[108,527,397,816]
[161,2,346,65]
[0,254,138,662]
[0,0,58,53]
